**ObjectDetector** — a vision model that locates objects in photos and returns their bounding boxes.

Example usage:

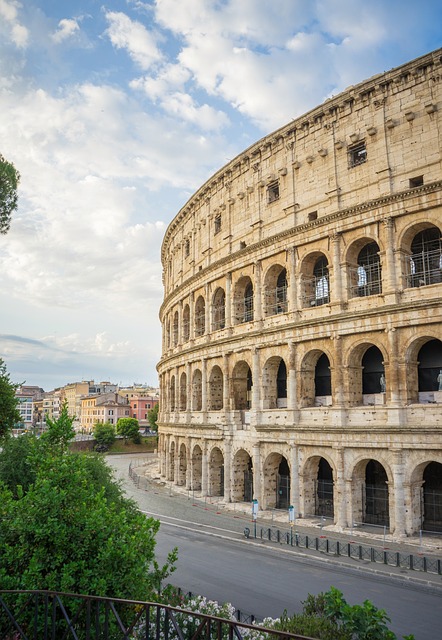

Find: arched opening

[177,443,187,486]
[277,360,287,407]
[418,339,442,396]
[179,372,187,411]
[169,441,175,482]
[191,445,202,491]
[232,361,252,410]
[302,254,330,307]
[208,365,223,410]
[422,462,442,532]
[263,453,290,509]
[362,346,385,396]
[350,242,382,297]
[234,276,254,324]
[182,304,190,342]
[316,458,334,518]
[169,376,176,412]
[192,369,202,411]
[194,296,205,337]
[407,227,442,288]
[315,353,331,405]
[212,288,226,331]
[264,265,288,316]
[209,447,224,497]
[173,310,179,345]
[232,450,253,502]
[365,460,389,527]
[262,357,287,409]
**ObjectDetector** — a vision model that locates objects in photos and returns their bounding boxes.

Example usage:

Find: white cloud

[52,18,80,44]
[104,10,163,70]
[0,0,28,47]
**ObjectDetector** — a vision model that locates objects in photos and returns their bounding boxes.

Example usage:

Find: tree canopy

[0,154,20,234]
[116,416,140,443]
[147,403,159,432]
[0,358,20,439]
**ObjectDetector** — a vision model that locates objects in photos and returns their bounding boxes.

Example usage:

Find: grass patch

[107,436,158,454]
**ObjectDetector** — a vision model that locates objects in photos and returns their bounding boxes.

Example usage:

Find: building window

[308,211,318,221]
[214,214,222,235]
[409,175,424,188]
[184,239,190,257]
[267,180,280,203]
[134,403,137,409]
[348,142,367,167]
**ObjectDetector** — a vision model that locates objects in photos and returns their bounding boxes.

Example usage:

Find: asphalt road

[109,454,442,640]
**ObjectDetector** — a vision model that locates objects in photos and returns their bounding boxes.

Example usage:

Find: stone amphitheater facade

[157,48,442,537]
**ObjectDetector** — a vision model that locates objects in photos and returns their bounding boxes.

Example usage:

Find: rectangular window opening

[308,211,318,221]
[267,180,280,203]
[214,214,222,235]
[409,175,424,188]
[348,142,367,168]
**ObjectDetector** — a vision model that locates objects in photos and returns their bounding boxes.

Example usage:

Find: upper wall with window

[161,49,442,299]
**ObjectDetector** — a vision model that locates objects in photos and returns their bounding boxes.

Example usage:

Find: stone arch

[182,304,190,342]
[169,375,176,412]
[194,295,205,336]
[234,275,254,324]
[351,458,391,529]
[232,360,252,410]
[179,371,187,411]
[409,460,442,533]
[346,341,387,405]
[404,335,442,403]
[262,356,287,409]
[262,452,290,510]
[315,353,331,404]
[177,442,187,486]
[191,444,202,491]
[346,238,382,298]
[264,264,288,316]
[192,369,202,411]
[299,349,332,408]
[400,222,442,288]
[212,287,226,331]
[208,446,224,497]
[232,448,253,502]
[300,251,330,308]
[301,455,335,519]
[208,365,223,410]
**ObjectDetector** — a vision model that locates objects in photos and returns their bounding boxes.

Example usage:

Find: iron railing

[0,590,316,640]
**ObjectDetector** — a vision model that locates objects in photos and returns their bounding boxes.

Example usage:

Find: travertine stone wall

[157,49,442,537]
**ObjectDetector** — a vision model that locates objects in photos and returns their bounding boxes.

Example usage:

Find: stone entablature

[157,49,442,538]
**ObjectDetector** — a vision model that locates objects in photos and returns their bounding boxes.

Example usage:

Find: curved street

[109,453,442,640]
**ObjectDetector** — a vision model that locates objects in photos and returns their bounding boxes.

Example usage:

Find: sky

[0,0,440,392]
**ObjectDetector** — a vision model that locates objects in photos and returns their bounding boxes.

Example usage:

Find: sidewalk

[130,454,442,560]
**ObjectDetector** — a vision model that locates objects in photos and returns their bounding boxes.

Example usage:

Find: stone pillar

[164,436,170,481]
[201,441,208,496]
[345,479,354,530]
[223,438,232,502]
[332,334,345,407]
[330,232,343,305]
[178,300,183,345]
[223,353,230,412]
[383,217,398,298]
[252,348,261,411]
[288,341,297,410]
[288,247,297,313]
[175,366,180,413]
[189,292,195,341]
[201,358,208,412]
[334,447,348,529]
[392,450,406,538]
[386,326,401,407]
[225,273,232,329]
[185,438,192,490]
[205,283,210,334]
[174,440,179,485]
[252,443,262,505]
[254,260,263,322]
[289,443,299,518]
[186,362,191,416]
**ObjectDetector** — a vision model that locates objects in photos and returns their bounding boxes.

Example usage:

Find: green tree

[93,421,116,451]
[116,416,140,444]
[40,401,75,453]
[147,403,159,432]
[0,358,21,439]
[0,433,41,497]
[0,154,20,234]
[0,450,176,601]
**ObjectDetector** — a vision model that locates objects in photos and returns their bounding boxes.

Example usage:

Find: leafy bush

[117,417,141,444]
[93,421,116,451]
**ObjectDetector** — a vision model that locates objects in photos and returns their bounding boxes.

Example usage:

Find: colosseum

[157,48,442,538]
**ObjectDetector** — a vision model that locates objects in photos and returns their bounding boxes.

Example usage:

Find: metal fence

[257,527,442,575]
[0,590,316,640]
